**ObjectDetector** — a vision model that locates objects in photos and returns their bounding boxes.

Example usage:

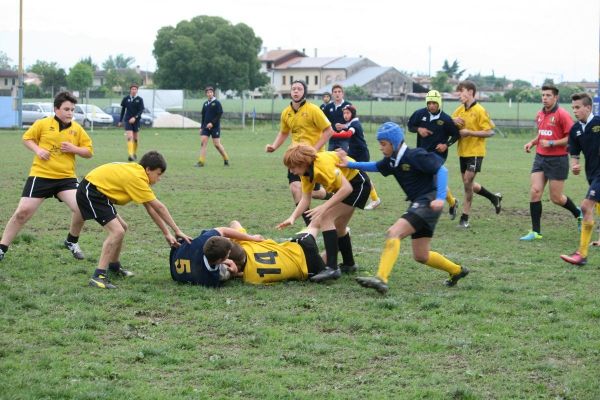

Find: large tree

[153,15,268,91]
[67,62,93,93]
[0,51,13,70]
[29,60,67,94]
[441,59,465,80]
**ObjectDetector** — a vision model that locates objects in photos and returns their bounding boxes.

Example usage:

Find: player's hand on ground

[276,217,294,230]
[418,127,433,137]
[430,199,444,212]
[265,144,276,153]
[36,148,50,160]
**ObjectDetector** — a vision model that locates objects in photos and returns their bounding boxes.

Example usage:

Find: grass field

[1,126,599,399]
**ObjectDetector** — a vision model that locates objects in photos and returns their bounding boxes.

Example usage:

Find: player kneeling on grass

[338,122,469,294]
[169,225,264,288]
[224,220,327,284]
[277,144,372,283]
[77,151,192,289]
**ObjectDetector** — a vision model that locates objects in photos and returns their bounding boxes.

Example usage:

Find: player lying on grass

[169,225,265,288]
[277,144,372,283]
[337,122,469,294]
[224,220,327,284]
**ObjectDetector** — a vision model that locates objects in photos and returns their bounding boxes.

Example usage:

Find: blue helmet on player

[376,122,404,151]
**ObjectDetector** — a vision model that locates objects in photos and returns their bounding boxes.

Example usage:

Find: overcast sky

[1,0,598,86]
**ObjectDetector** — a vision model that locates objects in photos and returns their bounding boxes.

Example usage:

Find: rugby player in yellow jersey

[222,220,327,284]
[76,151,192,289]
[452,80,502,228]
[0,92,93,262]
[277,144,372,282]
[266,80,335,225]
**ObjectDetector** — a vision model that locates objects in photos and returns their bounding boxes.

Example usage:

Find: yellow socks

[425,251,461,275]
[446,188,456,207]
[370,186,379,201]
[133,140,138,156]
[198,156,206,164]
[578,221,594,257]
[127,141,134,157]
[376,238,400,283]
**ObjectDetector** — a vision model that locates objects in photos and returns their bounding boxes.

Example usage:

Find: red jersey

[535,105,573,156]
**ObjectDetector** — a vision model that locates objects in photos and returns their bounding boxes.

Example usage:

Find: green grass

[1,126,599,399]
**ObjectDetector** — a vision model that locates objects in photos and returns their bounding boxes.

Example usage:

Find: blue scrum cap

[376,122,404,151]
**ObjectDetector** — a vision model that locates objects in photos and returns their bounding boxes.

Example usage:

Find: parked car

[21,102,53,125]
[103,104,153,127]
[74,104,114,128]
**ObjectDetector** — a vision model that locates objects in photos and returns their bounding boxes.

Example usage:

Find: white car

[74,104,114,128]
[21,102,53,125]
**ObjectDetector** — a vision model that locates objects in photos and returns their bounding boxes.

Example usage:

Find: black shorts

[291,233,325,275]
[76,179,118,226]
[531,154,568,181]
[402,198,441,239]
[287,170,322,191]
[459,156,484,173]
[21,176,78,200]
[586,176,600,202]
[201,128,220,138]
[341,171,371,209]
[124,120,140,132]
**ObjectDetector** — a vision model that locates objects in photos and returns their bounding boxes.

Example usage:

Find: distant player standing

[196,86,230,167]
[266,80,333,225]
[324,84,352,151]
[452,80,502,228]
[0,92,93,262]
[408,90,460,219]
[520,84,580,241]
[560,93,600,266]
[119,84,145,161]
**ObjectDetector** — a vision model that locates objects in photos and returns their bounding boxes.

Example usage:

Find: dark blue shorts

[201,128,220,138]
[586,176,600,202]
[125,120,140,132]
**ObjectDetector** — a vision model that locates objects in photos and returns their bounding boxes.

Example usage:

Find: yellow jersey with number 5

[236,239,308,284]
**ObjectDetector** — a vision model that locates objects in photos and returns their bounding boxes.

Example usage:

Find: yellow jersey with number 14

[236,239,308,284]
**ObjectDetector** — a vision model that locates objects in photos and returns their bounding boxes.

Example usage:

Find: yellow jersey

[23,116,93,179]
[280,101,330,150]
[301,151,358,194]
[85,162,156,205]
[451,102,495,157]
[237,239,308,284]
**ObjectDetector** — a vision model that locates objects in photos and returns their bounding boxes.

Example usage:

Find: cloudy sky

[1,0,598,85]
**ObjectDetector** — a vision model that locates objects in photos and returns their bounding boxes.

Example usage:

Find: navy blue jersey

[169,229,221,287]
[407,108,459,161]
[120,95,145,122]
[569,115,600,183]
[324,100,351,131]
[376,146,443,202]
[347,119,370,162]
[201,98,223,132]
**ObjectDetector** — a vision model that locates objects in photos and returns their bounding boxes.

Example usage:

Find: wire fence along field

[26,97,548,131]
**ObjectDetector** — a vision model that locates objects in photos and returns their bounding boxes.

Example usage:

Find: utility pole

[17,0,24,128]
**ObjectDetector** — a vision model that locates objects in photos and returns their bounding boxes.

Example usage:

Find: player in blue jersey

[560,93,600,266]
[170,226,263,287]
[408,90,460,219]
[338,122,469,294]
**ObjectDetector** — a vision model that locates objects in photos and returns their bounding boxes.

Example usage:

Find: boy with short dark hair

[77,150,191,289]
[0,91,93,262]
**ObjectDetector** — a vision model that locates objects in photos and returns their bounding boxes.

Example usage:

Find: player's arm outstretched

[143,199,192,246]
[278,191,311,229]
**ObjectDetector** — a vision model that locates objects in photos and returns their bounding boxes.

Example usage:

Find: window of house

[12,78,15,85]
[282,75,286,85]
[314,76,318,85]
[290,75,294,83]
[4,78,7,86]
[305,76,309,84]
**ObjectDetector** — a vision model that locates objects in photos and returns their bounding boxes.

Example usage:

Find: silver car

[21,102,53,125]
[74,104,114,128]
